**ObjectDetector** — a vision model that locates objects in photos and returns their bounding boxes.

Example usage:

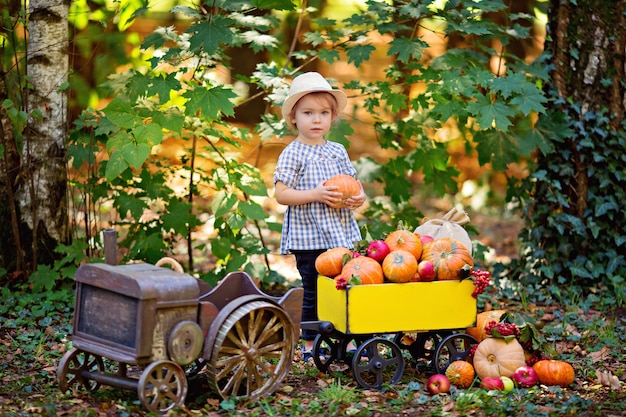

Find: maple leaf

[467,95,516,131]
[183,85,237,120]
[387,37,426,63]
[147,73,181,104]
[186,15,233,53]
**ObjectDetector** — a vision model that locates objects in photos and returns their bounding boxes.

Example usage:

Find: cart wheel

[205,300,296,400]
[352,338,405,389]
[394,331,452,362]
[433,333,478,374]
[57,348,105,393]
[137,360,187,414]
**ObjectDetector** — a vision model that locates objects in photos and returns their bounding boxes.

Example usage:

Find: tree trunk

[19,0,70,267]
[517,0,626,290]
[545,0,625,218]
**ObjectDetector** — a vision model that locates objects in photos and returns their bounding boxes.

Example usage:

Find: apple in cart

[416,260,436,282]
[419,234,435,247]
[366,240,390,263]
[426,373,451,394]
[512,365,539,388]
[480,377,505,391]
[501,376,515,392]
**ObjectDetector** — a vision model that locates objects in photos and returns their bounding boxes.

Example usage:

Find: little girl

[273,72,366,360]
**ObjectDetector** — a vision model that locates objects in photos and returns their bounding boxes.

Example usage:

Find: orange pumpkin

[384,230,423,260]
[382,250,418,283]
[466,310,507,342]
[532,360,575,387]
[315,247,352,277]
[324,174,361,209]
[445,360,475,388]
[341,256,384,285]
[420,237,473,280]
[472,337,526,379]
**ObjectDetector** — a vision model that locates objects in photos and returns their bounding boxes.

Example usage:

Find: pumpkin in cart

[420,237,473,280]
[445,360,475,388]
[315,247,352,277]
[324,174,361,209]
[472,337,526,379]
[532,360,575,387]
[384,229,423,260]
[341,256,384,285]
[382,250,418,283]
[466,310,507,342]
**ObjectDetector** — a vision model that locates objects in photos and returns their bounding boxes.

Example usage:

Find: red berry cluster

[471,269,491,298]
[467,343,479,362]
[335,277,348,290]
[486,321,521,338]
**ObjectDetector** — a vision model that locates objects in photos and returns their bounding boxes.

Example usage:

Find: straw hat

[281,72,347,130]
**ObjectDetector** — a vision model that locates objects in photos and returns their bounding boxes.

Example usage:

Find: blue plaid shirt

[274,140,362,254]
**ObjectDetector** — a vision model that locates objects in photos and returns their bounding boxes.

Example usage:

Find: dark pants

[293,249,326,341]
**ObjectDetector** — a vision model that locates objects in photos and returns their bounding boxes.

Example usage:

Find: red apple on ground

[480,377,505,391]
[419,235,435,247]
[426,373,451,395]
[512,365,539,388]
[501,376,515,392]
[366,240,390,263]
[417,260,436,282]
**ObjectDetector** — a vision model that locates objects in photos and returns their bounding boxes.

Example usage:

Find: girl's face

[291,93,337,143]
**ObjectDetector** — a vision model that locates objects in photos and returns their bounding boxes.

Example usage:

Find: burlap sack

[414,207,473,254]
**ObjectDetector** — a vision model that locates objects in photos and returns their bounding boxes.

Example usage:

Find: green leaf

[28,264,57,292]
[147,73,182,104]
[116,193,148,219]
[103,98,142,129]
[474,129,519,169]
[346,43,376,67]
[318,49,341,64]
[510,88,547,116]
[238,200,266,221]
[132,122,163,147]
[183,85,237,119]
[122,142,151,169]
[226,210,247,231]
[212,190,238,218]
[467,95,515,131]
[186,16,234,53]
[105,149,129,182]
[152,109,185,134]
[387,37,425,63]
[250,0,296,10]
[162,199,202,235]
[326,119,355,148]
[237,168,268,196]
[210,235,232,260]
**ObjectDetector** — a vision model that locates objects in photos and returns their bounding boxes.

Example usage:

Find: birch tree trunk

[20,0,70,266]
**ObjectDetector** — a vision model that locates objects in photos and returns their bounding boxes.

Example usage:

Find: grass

[1,280,625,417]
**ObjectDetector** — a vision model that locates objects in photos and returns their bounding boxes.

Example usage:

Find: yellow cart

[301,276,479,389]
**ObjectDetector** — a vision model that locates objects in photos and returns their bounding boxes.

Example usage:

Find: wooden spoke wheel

[57,348,104,393]
[137,360,187,414]
[205,300,296,400]
[433,333,478,374]
[352,337,405,389]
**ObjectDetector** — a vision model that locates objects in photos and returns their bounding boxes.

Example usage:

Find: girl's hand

[315,180,342,207]
[345,180,366,210]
